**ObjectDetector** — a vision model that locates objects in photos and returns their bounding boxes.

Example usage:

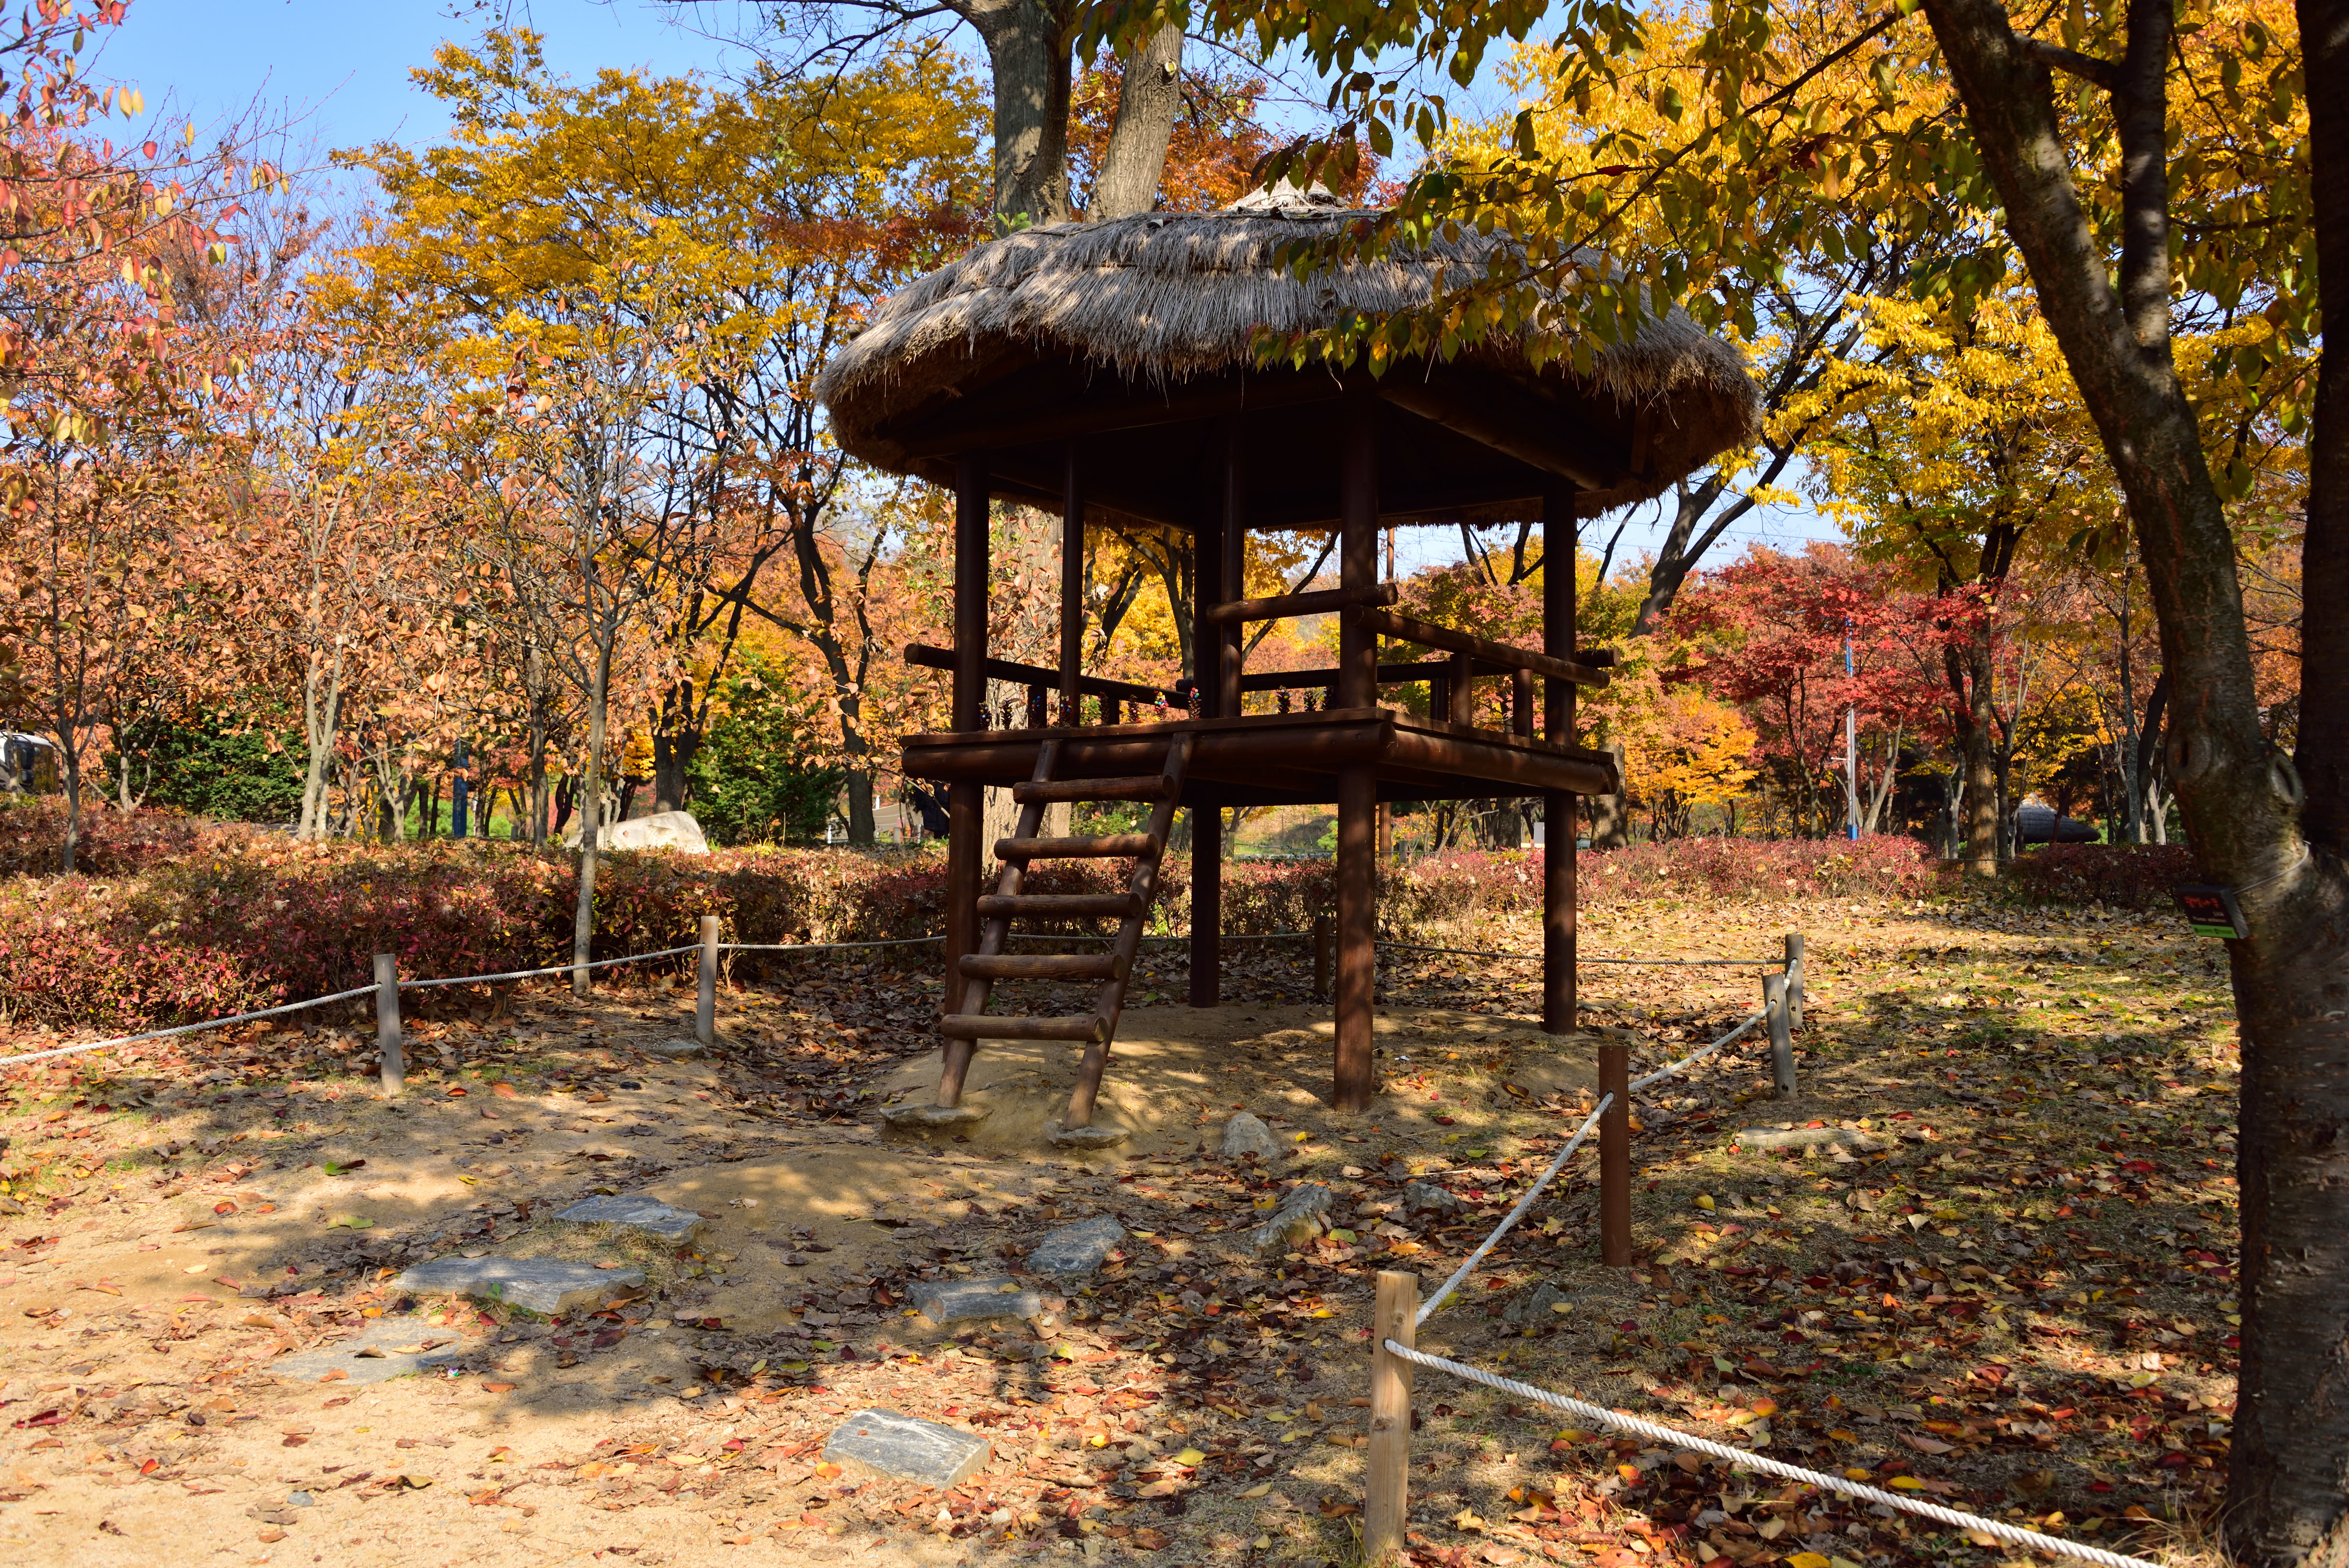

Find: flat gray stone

[1026,1215,1126,1279]
[884,1103,992,1133]
[554,1194,707,1243]
[643,1039,707,1060]
[1237,1181,1333,1256]
[271,1318,468,1386]
[394,1256,645,1316]
[913,1276,1044,1325]
[1219,1112,1280,1160]
[825,1408,990,1488]
[1734,1126,1885,1153]
[1402,1180,1465,1216]
[1046,1121,1130,1150]
[1503,1282,1575,1326]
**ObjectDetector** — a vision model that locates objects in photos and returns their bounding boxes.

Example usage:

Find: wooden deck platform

[901,707,1616,806]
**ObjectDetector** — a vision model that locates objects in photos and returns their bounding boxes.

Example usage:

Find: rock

[1503,1282,1574,1326]
[554,1194,707,1244]
[393,1256,645,1316]
[1734,1126,1886,1154]
[824,1409,990,1488]
[912,1277,1044,1325]
[642,1039,708,1061]
[884,1103,992,1134]
[1236,1182,1334,1256]
[1026,1215,1126,1279]
[1402,1181,1465,1217]
[271,1318,469,1386]
[1219,1112,1281,1160]
[563,809,710,853]
[1046,1122,1130,1150]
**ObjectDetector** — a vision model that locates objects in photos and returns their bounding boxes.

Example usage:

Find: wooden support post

[1542,479,1579,1035]
[1060,443,1084,725]
[1599,1040,1630,1267]
[1378,801,1393,859]
[1447,649,1473,723]
[1191,805,1221,1007]
[1365,1270,1419,1564]
[1219,421,1246,719]
[1335,400,1379,1114]
[941,454,990,1099]
[374,953,403,1097]
[1764,973,1797,1096]
[1511,667,1535,738]
[1312,914,1332,1000]
[695,915,719,1047]
[1783,932,1805,1029]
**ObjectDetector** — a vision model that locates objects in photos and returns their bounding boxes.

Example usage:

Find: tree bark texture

[968,0,1073,230]
[1921,0,2347,1560]
[573,641,612,1000]
[1090,24,1181,219]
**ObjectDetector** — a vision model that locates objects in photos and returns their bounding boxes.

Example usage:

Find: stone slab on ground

[1025,1215,1126,1279]
[884,1103,992,1133]
[1046,1121,1130,1150]
[393,1256,644,1316]
[912,1276,1044,1324]
[271,1318,469,1386]
[554,1194,707,1243]
[824,1408,991,1488]
[1503,1281,1575,1326]
[1733,1126,1885,1153]
[1219,1112,1280,1160]
[1235,1181,1333,1256]
[1402,1180,1464,1216]
[642,1039,707,1061]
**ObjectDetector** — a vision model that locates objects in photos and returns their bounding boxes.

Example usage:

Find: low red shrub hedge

[2001,843,2196,909]
[0,820,1945,1036]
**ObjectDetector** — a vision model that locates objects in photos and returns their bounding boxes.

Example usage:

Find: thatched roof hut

[815,186,1760,526]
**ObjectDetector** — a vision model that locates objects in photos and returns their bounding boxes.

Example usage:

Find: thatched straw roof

[815,186,1761,520]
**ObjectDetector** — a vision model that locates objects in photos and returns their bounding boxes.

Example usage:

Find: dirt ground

[0,895,2236,1568]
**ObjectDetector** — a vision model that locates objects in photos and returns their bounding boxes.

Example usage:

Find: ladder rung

[975,893,1142,919]
[959,953,1124,982]
[1012,775,1171,804]
[938,1014,1106,1042]
[995,833,1160,860]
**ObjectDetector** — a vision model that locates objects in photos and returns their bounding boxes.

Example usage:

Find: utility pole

[1844,627,1860,841]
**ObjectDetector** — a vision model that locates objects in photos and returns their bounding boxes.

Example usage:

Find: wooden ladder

[934,734,1195,1136]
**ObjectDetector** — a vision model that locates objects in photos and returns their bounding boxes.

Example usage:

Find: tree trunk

[1588,740,1630,848]
[298,646,344,843]
[573,641,612,999]
[971,0,1072,231]
[1920,0,2347,1558]
[1090,24,1181,219]
[1945,625,2000,875]
[652,675,700,813]
[527,641,551,847]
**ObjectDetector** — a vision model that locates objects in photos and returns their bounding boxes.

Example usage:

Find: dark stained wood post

[940,453,989,1103]
[1219,420,1246,719]
[1059,441,1084,725]
[1191,451,1227,1008]
[1542,479,1578,1036]
[1335,400,1380,1113]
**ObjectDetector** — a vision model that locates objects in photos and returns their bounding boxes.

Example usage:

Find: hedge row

[0,803,1947,1034]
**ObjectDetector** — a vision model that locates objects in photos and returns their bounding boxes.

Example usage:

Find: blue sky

[93,0,1839,576]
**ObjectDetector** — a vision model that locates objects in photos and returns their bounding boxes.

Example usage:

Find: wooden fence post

[696,915,720,1048]
[374,953,403,1097]
[1312,914,1332,1001]
[1782,932,1805,1030]
[1599,1041,1630,1268]
[1365,1270,1419,1563]
[1764,973,1797,1097]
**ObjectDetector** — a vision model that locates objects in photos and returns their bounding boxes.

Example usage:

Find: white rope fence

[0,986,378,1069]
[1419,1094,1610,1324]
[1379,1341,2163,1568]
[1369,994,2156,1568]
[1377,939,1774,967]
